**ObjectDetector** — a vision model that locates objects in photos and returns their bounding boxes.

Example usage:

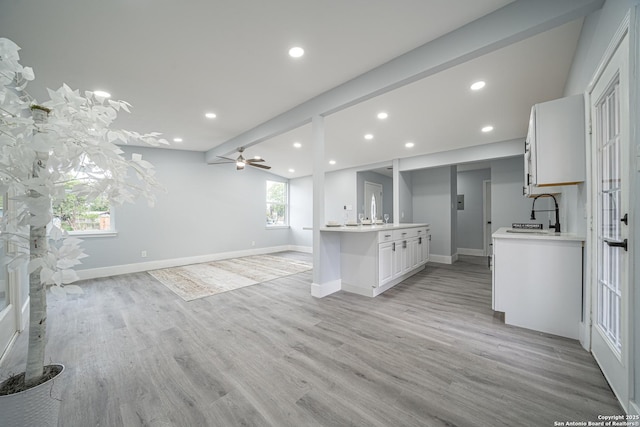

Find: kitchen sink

[505,229,550,235]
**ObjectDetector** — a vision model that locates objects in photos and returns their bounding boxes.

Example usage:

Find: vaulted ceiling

[0,1,600,178]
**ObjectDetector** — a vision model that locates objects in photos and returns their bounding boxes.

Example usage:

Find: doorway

[483,180,492,257]
[0,193,18,361]
[364,181,383,222]
[589,30,630,412]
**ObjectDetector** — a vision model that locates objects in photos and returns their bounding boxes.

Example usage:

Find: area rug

[148,254,312,301]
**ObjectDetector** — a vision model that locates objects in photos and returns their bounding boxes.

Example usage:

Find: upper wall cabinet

[523,94,586,197]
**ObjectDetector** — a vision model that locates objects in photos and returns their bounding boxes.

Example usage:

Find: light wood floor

[1,253,622,426]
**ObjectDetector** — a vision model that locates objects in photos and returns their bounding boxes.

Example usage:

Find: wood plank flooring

[0,253,622,426]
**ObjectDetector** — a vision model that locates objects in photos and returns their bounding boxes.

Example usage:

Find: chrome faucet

[530,193,561,233]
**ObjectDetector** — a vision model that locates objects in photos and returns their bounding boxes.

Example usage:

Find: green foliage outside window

[266,180,287,226]
[53,182,111,232]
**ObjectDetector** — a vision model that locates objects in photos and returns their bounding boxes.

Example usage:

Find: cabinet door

[424,235,430,263]
[378,242,394,286]
[408,238,419,271]
[392,241,403,278]
[417,236,429,265]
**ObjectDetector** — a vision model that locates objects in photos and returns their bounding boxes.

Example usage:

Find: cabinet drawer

[415,227,428,238]
[378,231,394,243]
[393,228,417,240]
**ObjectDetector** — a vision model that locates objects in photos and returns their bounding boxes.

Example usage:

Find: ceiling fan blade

[249,163,271,170]
[216,156,237,162]
[246,158,265,163]
[210,159,235,165]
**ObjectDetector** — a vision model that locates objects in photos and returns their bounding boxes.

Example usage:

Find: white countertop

[320,223,429,233]
[492,227,584,242]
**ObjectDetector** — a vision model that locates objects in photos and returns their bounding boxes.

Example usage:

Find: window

[266,180,288,227]
[52,159,114,234]
[53,185,112,233]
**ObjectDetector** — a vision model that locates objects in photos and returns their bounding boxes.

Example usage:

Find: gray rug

[148,254,312,301]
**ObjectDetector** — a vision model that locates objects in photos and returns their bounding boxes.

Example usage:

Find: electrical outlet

[141,250,147,258]
[251,241,255,247]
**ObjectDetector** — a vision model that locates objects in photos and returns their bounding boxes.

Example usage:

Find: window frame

[265,179,289,229]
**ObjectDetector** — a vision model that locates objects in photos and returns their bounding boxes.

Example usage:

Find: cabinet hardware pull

[418,237,422,244]
[402,241,407,249]
[605,238,628,251]
[392,242,395,251]
[385,234,391,237]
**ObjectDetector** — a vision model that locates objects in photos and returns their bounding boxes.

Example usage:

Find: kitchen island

[492,227,585,339]
[320,223,430,297]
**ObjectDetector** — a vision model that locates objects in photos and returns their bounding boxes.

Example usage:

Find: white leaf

[22,66,35,81]
[49,285,66,297]
[63,284,83,294]
[28,258,45,274]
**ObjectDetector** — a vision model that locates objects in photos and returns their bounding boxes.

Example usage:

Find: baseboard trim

[457,248,485,257]
[76,245,308,281]
[311,279,341,298]
[429,254,456,264]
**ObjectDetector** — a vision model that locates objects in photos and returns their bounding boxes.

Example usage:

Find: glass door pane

[596,79,622,353]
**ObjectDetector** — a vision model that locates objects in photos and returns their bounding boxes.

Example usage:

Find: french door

[0,193,18,360]
[590,32,630,411]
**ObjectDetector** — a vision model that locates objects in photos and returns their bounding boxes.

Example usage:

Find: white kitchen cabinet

[378,241,394,286]
[320,223,430,298]
[523,94,585,197]
[378,227,429,289]
[492,228,584,339]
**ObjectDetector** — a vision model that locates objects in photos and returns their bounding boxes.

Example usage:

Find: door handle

[605,239,628,251]
[621,213,628,225]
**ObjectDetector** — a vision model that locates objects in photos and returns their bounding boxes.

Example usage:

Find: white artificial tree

[0,38,167,391]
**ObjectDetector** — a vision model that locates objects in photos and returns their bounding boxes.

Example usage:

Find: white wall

[77,146,291,271]
[289,176,313,248]
[398,171,414,223]
[490,157,540,233]
[457,168,491,250]
[411,166,456,261]
[324,169,357,224]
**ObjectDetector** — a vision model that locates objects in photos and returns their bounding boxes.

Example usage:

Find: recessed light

[205,112,217,119]
[288,168,295,173]
[289,47,304,58]
[377,112,388,120]
[470,81,486,91]
[405,142,415,148]
[329,160,336,165]
[94,90,111,98]
[364,134,374,140]
[293,142,302,148]
[173,137,183,142]
[481,125,494,133]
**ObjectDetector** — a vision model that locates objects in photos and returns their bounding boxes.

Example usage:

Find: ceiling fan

[212,147,271,171]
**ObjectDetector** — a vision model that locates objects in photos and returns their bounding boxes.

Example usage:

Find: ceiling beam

[205,0,604,163]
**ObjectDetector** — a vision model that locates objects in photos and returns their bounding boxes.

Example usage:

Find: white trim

[586,12,630,93]
[75,245,307,281]
[630,401,640,416]
[342,264,426,297]
[67,230,118,238]
[483,179,492,257]
[429,254,457,264]
[457,248,485,257]
[311,279,341,298]
[20,296,28,331]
